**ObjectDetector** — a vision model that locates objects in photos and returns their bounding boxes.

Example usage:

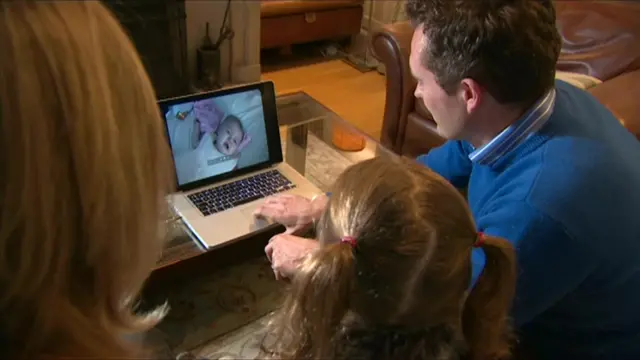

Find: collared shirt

[469,89,557,165]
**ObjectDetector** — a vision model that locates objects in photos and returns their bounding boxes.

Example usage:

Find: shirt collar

[468,89,556,166]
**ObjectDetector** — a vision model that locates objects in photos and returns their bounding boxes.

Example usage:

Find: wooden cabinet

[260,0,364,50]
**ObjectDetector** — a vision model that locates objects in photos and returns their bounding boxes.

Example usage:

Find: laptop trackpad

[240,205,275,231]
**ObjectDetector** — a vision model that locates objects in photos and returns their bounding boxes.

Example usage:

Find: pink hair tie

[473,232,485,248]
[341,236,357,248]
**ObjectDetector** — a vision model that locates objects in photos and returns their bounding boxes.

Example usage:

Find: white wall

[362,0,407,33]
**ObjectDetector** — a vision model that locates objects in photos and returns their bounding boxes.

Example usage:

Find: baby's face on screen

[215,116,245,156]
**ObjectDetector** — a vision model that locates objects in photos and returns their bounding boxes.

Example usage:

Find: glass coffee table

[145,92,397,359]
[157,91,395,269]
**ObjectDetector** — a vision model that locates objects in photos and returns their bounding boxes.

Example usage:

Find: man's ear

[459,78,483,114]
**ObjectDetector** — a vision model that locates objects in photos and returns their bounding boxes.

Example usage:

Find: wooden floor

[261,59,386,140]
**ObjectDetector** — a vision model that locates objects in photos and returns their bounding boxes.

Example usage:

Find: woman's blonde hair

[0,1,172,358]
[267,157,517,360]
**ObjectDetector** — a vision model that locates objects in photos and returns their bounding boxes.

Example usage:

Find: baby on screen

[193,99,251,156]
[166,98,252,184]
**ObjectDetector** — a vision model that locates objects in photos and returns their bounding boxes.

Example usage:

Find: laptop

[159,81,322,249]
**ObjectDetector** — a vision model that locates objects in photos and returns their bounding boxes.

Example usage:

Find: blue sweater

[418,80,640,360]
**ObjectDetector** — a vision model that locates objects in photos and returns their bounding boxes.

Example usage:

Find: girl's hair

[267,157,516,360]
[0,2,172,358]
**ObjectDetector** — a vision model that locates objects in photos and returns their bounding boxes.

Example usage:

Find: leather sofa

[371,1,640,157]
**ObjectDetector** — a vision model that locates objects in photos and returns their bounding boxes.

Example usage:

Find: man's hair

[406,0,561,105]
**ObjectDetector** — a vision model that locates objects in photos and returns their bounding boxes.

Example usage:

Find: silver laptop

[159,81,322,249]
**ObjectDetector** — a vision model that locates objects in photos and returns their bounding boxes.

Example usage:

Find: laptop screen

[161,86,274,188]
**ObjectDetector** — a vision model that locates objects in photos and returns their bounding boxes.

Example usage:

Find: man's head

[406,0,561,141]
[215,115,245,155]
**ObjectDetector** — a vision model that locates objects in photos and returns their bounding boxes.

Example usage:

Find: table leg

[285,123,308,175]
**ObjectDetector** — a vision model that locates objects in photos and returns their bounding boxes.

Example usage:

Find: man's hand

[253,194,328,235]
[265,234,319,280]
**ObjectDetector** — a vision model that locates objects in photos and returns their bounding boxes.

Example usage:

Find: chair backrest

[555,1,640,81]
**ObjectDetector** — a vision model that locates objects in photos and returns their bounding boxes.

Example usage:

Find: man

[255,1,640,359]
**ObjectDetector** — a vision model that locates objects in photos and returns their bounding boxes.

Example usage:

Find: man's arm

[416,140,473,188]
[473,201,595,327]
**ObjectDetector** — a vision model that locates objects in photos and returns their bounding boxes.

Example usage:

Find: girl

[265,157,517,360]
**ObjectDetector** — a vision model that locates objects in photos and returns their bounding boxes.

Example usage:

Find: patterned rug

[281,133,355,192]
[153,257,283,353]
[193,312,275,359]
[153,132,358,358]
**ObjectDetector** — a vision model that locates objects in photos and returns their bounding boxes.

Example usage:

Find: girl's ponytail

[462,234,517,360]
[267,240,355,360]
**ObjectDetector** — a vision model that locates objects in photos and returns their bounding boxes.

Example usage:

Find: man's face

[409,27,468,140]
[215,117,244,156]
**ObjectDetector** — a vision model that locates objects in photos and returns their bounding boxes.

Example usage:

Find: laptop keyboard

[187,169,296,216]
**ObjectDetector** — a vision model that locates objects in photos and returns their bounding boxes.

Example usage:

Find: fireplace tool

[195,0,234,90]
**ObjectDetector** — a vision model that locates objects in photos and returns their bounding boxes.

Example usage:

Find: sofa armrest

[588,70,640,140]
[371,21,417,153]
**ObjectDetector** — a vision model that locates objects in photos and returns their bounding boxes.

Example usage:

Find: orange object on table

[332,123,366,151]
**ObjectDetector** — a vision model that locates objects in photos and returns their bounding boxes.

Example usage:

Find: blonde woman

[0,2,173,359]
